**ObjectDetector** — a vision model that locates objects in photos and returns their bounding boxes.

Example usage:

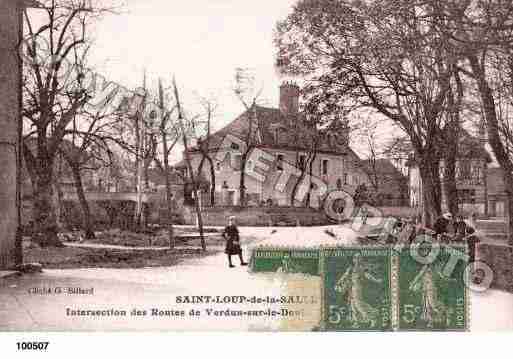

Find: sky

[27,0,393,163]
[90,2,295,112]
[80,0,301,162]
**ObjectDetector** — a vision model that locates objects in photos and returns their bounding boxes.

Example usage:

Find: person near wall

[454,215,469,242]
[464,214,480,266]
[434,212,453,242]
[222,216,248,268]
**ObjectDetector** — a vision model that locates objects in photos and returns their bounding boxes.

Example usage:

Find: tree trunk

[290,171,306,207]
[418,155,442,228]
[443,72,463,217]
[32,168,63,247]
[239,152,248,206]
[443,148,459,216]
[505,176,513,246]
[70,163,95,239]
[164,183,174,249]
[162,146,175,249]
[206,156,216,206]
[305,151,317,208]
[290,155,311,207]
[54,177,64,230]
[468,54,513,244]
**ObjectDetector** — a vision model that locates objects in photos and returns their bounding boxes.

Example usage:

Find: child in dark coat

[222,216,248,268]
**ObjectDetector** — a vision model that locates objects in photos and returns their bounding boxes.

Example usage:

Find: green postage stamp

[397,244,469,331]
[251,248,320,276]
[321,247,393,331]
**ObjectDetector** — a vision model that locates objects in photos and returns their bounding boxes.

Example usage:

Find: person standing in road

[222,216,248,268]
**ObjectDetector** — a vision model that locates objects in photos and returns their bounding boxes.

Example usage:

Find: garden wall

[183,206,332,226]
[478,243,513,293]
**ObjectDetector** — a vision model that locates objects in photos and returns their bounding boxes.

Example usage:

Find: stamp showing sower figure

[251,249,320,276]
[398,245,469,331]
[321,247,392,331]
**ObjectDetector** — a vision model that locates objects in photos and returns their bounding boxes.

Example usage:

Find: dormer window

[322,159,329,175]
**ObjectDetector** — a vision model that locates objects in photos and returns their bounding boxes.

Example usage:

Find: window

[457,189,476,204]
[457,160,472,180]
[322,159,329,175]
[232,154,242,170]
[472,162,483,184]
[298,155,306,170]
[343,173,348,185]
[277,154,284,171]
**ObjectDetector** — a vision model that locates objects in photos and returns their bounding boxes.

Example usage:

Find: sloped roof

[189,105,357,157]
[361,159,405,178]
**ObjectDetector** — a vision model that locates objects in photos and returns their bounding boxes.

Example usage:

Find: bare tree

[59,93,129,239]
[194,94,220,206]
[436,0,513,243]
[173,78,206,251]
[233,68,263,206]
[151,78,180,248]
[275,0,458,226]
[21,0,118,246]
[356,116,381,195]
[441,72,465,217]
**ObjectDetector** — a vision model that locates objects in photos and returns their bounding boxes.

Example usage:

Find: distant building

[0,0,39,269]
[361,159,409,207]
[177,83,370,208]
[486,167,510,218]
[408,131,492,216]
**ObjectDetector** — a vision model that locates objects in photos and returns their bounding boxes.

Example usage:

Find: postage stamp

[397,244,469,331]
[321,247,392,331]
[251,248,320,276]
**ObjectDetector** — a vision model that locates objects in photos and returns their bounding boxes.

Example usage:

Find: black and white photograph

[1,0,513,352]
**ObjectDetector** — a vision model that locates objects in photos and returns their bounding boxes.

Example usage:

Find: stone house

[0,0,39,269]
[486,167,511,218]
[177,83,370,208]
[408,131,492,216]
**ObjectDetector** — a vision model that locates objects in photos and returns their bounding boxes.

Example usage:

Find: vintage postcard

[1,0,513,346]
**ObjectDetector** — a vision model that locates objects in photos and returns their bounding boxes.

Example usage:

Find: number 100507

[16,342,49,351]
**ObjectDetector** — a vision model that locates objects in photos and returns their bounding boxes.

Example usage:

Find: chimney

[279,82,300,115]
